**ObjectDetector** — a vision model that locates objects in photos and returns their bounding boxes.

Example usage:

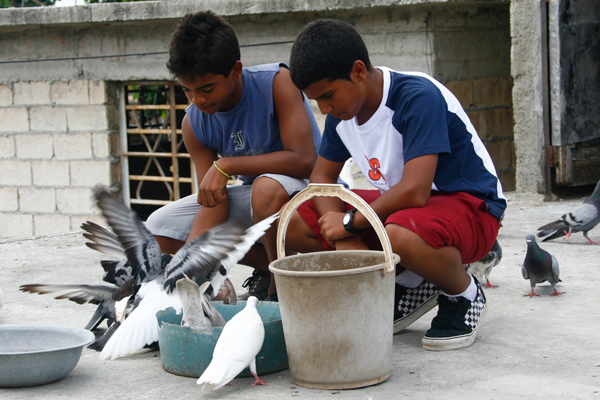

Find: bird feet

[251,372,269,387]
[523,291,539,297]
[551,289,565,296]
[485,280,498,289]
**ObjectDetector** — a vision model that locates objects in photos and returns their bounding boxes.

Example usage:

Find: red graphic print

[365,156,387,182]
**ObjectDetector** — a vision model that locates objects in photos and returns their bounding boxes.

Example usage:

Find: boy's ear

[230,61,243,80]
[351,60,367,83]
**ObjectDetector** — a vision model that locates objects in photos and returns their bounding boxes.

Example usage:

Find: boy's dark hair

[289,19,372,90]
[167,11,240,81]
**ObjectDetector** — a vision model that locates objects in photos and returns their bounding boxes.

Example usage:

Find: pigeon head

[526,234,536,243]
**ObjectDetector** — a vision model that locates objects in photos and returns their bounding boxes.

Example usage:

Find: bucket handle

[277,183,396,274]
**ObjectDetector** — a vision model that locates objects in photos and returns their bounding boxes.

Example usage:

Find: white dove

[197,296,268,390]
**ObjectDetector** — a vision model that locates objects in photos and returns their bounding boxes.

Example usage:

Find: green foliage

[0,0,55,7]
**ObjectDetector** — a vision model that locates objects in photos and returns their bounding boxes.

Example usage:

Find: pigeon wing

[94,186,163,283]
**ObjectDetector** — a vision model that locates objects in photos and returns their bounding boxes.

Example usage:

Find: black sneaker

[238,270,270,301]
[265,292,278,302]
[422,277,487,351]
[393,280,441,334]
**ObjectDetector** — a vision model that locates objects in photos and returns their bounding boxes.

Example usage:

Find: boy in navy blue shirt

[286,19,506,350]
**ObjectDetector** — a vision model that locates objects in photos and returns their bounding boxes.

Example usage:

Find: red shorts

[296,190,501,264]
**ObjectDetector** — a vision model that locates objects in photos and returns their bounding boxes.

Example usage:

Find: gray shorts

[145,174,308,242]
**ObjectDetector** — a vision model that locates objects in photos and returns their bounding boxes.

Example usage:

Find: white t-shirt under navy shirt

[318,67,506,220]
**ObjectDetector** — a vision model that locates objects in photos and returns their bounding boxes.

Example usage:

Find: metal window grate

[119,82,193,220]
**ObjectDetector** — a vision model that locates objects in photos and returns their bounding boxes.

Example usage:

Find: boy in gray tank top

[145,11,321,300]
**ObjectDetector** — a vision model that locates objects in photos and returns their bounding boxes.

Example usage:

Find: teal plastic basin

[156,300,288,378]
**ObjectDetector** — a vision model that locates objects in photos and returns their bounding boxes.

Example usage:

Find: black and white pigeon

[466,240,502,288]
[19,283,118,331]
[537,180,600,244]
[522,234,564,297]
[197,296,268,390]
[176,277,226,333]
[92,186,278,360]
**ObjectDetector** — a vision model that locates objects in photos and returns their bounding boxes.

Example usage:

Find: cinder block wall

[0,80,119,238]
[447,78,515,191]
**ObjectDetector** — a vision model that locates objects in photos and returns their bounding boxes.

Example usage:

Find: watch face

[343,212,350,225]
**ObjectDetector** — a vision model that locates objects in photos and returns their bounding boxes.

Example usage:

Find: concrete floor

[1,193,599,399]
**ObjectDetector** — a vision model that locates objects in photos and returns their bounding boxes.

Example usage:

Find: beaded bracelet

[213,160,232,179]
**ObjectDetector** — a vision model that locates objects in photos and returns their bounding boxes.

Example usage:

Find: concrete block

[15,134,54,159]
[0,135,15,158]
[30,106,68,132]
[92,132,112,158]
[32,160,70,187]
[51,80,89,105]
[13,81,51,105]
[0,85,12,106]
[0,107,29,132]
[70,160,112,187]
[89,81,108,105]
[0,213,33,238]
[488,108,514,139]
[67,105,109,131]
[485,139,515,171]
[467,110,489,140]
[56,188,96,214]
[54,133,92,160]
[445,80,473,110]
[18,187,56,213]
[34,214,72,236]
[0,187,18,211]
[473,78,513,107]
[0,160,31,186]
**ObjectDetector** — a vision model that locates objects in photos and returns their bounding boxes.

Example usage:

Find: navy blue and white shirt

[186,62,322,184]
[319,67,506,219]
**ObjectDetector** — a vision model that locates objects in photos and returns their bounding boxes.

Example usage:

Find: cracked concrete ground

[1,193,599,399]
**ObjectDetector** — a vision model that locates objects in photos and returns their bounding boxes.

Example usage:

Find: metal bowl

[0,325,95,387]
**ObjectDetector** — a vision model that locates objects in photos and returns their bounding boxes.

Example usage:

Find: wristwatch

[342,209,365,235]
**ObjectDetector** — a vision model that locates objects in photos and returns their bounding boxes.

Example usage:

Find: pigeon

[92,186,278,360]
[537,180,600,244]
[522,234,564,297]
[466,240,502,288]
[19,284,117,331]
[176,277,226,333]
[197,296,268,391]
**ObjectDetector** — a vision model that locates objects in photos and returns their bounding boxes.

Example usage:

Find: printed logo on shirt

[365,156,387,183]
[231,131,244,150]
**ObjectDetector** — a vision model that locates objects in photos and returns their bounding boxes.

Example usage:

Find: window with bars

[119,82,193,220]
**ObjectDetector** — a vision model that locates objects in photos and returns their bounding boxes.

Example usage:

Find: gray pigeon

[522,234,564,297]
[467,239,502,288]
[176,277,226,333]
[537,180,600,244]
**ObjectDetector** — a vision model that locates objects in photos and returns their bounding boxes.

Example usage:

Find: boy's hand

[198,165,229,207]
[318,211,351,246]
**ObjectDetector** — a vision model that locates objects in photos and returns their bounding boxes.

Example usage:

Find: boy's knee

[251,177,289,213]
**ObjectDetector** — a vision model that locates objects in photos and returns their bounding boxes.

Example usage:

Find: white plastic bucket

[269,184,399,389]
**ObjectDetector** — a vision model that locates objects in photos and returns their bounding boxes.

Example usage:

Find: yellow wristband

[213,161,231,179]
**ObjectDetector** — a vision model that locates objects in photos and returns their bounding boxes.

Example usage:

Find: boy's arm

[216,67,316,179]
[309,156,367,249]
[352,153,438,231]
[318,154,438,244]
[182,114,231,241]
